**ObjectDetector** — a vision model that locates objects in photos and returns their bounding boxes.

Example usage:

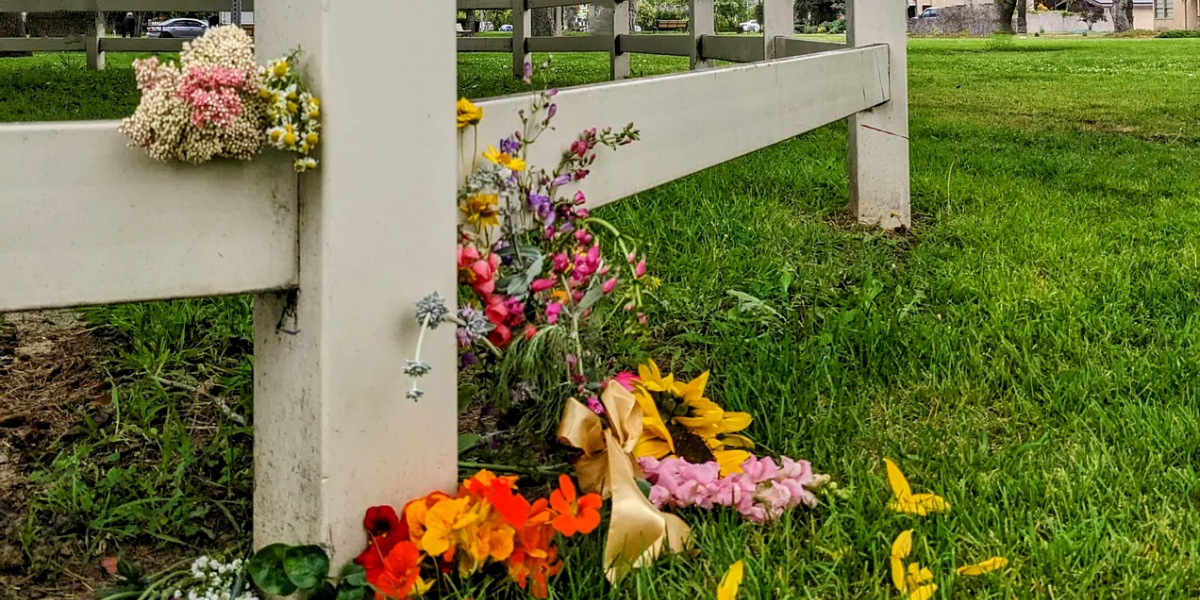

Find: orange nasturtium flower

[549,475,602,537]
[371,540,432,599]
[419,496,477,556]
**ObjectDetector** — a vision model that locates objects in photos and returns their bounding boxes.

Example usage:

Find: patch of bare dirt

[0,311,113,599]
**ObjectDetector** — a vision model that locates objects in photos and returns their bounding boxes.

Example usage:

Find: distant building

[909,0,1194,30]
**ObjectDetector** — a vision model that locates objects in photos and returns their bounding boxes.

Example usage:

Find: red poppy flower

[549,475,602,537]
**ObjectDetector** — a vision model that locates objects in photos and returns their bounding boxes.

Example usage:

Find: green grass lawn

[4,37,1200,598]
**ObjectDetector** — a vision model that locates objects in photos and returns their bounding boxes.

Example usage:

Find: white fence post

[762,0,789,59]
[251,0,458,565]
[611,0,629,80]
[86,1,104,70]
[847,0,911,230]
[513,0,530,78]
[688,0,713,70]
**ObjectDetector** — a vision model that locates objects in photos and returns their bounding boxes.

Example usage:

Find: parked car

[146,18,208,38]
[478,21,495,32]
[499,24,513,32]
[917,7,940,18]
[739,19,760,32]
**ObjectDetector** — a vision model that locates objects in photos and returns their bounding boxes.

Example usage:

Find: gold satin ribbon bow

[557,382,692,581]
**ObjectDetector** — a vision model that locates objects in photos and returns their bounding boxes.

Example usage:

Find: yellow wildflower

[457,97,484,129]
[716,561,744,600]
[884,458,950,516]
[305,132,319,147]
[483,145,526,172]
[460,193,501,229]
[271,60,289,78]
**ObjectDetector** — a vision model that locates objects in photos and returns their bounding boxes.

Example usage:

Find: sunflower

[630,359,754,475]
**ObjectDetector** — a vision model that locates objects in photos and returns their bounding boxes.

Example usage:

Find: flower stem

[409,313,431,393]
[458,461,570,476]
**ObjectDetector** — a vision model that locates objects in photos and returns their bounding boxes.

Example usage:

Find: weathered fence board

[457,36,512,52]
[699,34,764,63]
[0,0,254,12]
[780,37,846,57]
[0,35,82,51]
[526,34,609,53]
[101,37,185,52]
[617,33,690,56]
[0,121,297,312]
[463,45,890,211]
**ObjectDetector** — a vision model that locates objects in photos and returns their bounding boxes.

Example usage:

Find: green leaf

[248,544,298,597]
[576,282,605,312]
[336,586,367,600]
[458,433,481,453]
[308,581,338,600]
[502,255,546,296]
[283,544,330,589]
[338,561,367,587]
[458,383,478,414]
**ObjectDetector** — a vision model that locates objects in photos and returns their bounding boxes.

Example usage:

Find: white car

[739,19,759,32]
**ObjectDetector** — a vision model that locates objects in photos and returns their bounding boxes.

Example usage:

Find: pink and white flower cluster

[638,454,830,523]
[119,26,266,164]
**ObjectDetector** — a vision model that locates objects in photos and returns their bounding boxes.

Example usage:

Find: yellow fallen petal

[717,560,744,600]
[884,458,913,500]
[908,584,937,600]
[890,556,907,593]
[891,530,913,559]
[956,556,1008,576]
[719,411,753,433]
[905,563,933,589]
[889,493,950,516]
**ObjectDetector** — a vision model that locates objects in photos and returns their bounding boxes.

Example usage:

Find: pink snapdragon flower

[638,455,829,523]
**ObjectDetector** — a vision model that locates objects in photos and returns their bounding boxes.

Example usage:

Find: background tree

[1017,0,1028,32]
[795,0,842,25]
[996,0,1018,33]
[1071,0,1107,29]
[754,0,763,23]
[533,7,554,35]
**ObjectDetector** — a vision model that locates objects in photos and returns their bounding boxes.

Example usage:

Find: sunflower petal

[908,584,937,600]
[956,557,1008,576]
[891,530,913,559]
[890,556,907,593]
[714,449,750,476]
[905,564,933,588]
[720,411,753,433]
[884,458,912,500]
[720,433,756,449]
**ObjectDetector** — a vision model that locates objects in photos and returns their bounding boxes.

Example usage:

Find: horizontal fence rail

[617,33,691,57]
[0,0,254,11]
[0,121,297,312]
[462,45,890,210]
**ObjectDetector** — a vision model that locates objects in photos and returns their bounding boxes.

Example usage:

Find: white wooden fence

[0,0,254,69]
[0,0,910,566]
[458,0,851,80]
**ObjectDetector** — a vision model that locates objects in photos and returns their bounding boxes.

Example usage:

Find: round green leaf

[336,586,367,600]
[308,581,338,600]
[247,544,298,597]
[283,544,330,589]
[339,561,368,588]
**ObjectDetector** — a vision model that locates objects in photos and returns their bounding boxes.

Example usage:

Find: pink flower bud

[627,252,637,264]
[602,278,618,294]
[531,278,556,293]
[574,190,586,204]
[638,313,648,325]
[624,302,635,312]
[634,259,647,279]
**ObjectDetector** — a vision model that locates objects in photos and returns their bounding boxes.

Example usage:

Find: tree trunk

[465,10,476,36]
[1111,0,1132,31]
[996,0,1017,33]
[1016,0,1027,32]
[532,7,554,36]
[628,0,638,31]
